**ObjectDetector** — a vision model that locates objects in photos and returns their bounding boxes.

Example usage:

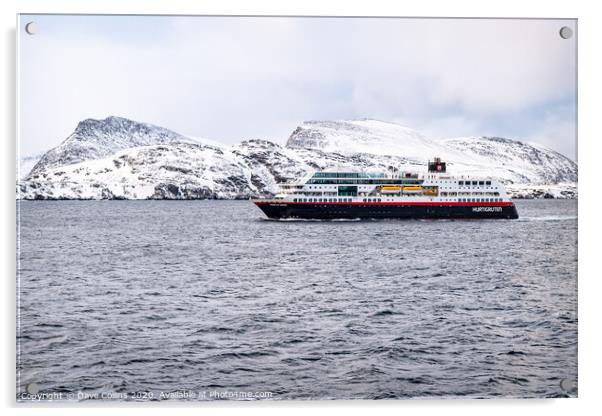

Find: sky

[18,15,577,159]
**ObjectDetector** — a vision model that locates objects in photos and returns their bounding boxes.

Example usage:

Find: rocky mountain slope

[17,151,45,180]
[17,117,577,200]
[27,116,196,177]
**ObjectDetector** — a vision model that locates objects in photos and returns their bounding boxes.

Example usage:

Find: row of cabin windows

[460,198,503,203]
[293,198,352,203]
[308,179,420,185]
[293,197,503,203]
[442,191,501,197]
[459,180,492,186]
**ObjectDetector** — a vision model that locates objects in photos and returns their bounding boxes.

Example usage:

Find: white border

[3,1,600,415]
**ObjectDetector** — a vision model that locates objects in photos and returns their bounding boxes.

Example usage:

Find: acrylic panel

[16,14,577,402]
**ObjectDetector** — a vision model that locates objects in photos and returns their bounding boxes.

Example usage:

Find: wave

[518,215,577,222]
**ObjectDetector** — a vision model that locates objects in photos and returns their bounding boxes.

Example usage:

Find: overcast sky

[18,15,577,159]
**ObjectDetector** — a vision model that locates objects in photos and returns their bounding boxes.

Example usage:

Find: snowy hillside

[287,119,455,161]
[442,136,577,184]
[27,116,196,177]
[17,116,577,200]
[17,151,44,179]
[20,143,267,200]
[288,120,577,185]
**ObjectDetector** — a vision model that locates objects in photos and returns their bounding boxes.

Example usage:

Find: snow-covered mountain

[442,136,577,183]
[17,117,577,200]
[27,116,195,177]
[288,120,577,185]
[287,119,451,160]
[17,151,44,180]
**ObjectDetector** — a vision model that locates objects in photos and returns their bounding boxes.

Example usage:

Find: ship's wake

[518,215,577,222]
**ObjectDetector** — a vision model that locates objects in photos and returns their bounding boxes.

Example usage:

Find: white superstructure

[273,158,511,205]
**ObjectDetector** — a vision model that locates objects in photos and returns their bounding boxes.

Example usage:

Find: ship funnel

[428,157,446,173]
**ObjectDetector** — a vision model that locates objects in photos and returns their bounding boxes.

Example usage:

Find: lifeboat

[381,186,401,193]
[402,186,423,193]
[423,188,438,196]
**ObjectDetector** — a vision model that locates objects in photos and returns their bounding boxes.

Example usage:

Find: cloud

[18,15,576,159]
[524,103,577,161]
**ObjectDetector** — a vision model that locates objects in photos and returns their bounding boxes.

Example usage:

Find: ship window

[486,181,491,185]
[363,198,366,202]
[479,181,485,185]
[472,181,477,185]
[293,198,297,202]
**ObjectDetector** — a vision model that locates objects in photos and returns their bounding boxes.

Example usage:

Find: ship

[252,158,519,220]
